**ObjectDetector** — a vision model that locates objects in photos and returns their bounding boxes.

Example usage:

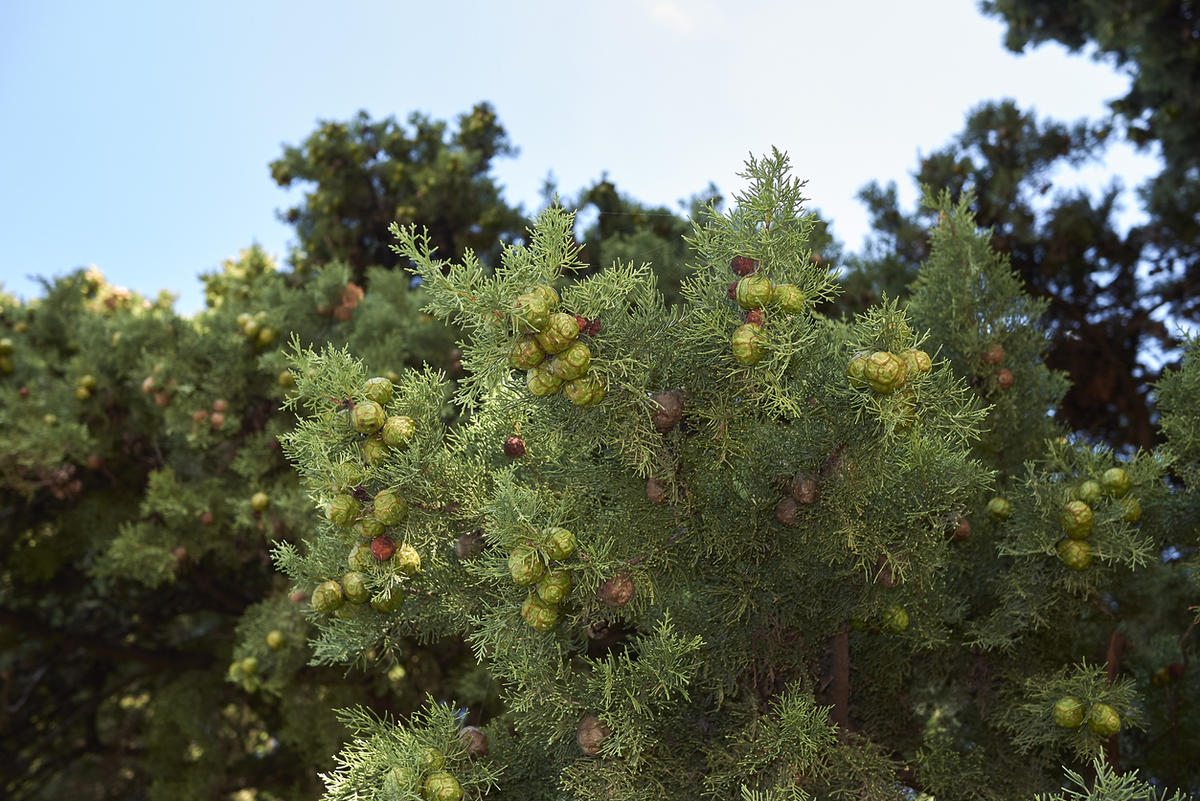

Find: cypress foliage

[278,152,1197,799]
[0,251,463,800]
[3,147,1196,800]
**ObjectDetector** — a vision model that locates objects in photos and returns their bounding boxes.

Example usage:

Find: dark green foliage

[270,103,527,282]
[854,2,1200,449]
[847,99,1162,448]
[0,238,462,800]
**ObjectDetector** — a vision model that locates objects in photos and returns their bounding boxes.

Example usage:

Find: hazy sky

[0,1,1159,314]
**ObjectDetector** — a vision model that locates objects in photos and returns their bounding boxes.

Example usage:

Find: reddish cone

[371,535,396,561]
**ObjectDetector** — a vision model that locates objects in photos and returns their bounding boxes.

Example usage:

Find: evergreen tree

[907,191,1195,794]
[0,249,465,800]
[981,0,1200,355]
[275,151,1195,799]
[569,176,842,309]
[845,100,1161,448]
[568,175,720,307]
[846,2,1200,451]
[270,104,527,283]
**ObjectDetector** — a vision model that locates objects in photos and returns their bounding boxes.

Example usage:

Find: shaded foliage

[271,103,527,282]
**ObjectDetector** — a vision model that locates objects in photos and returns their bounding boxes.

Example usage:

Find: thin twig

[1103,629,1126,772]
[625,526,687,568]
[827,627,852,740]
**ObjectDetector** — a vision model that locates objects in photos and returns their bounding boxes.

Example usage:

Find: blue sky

[0,1,1159,314]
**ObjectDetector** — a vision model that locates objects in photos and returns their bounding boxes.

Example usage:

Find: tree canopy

[270,103,527,283]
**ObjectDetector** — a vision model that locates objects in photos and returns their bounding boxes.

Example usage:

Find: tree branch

[1103,629,1126,771]
[826,626,852,740]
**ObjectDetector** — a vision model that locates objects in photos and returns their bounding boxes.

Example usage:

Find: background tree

[835,3,1200,450]
[568,175,720,307]
[981,0,1200,299]
[2,61,1196,798]
[270,103,527,283]
[844,98,1166,448]
[842,0,1200,450]
[0,248,475,797]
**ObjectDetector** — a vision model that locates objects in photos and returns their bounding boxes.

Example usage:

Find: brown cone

[873,554,897,587]
[790,474,819,504]
[650,390,684,433]
[730,256,757,276]
[951,516,971,542]
[370,535,396,561]
[576,713,611,756]
[459,726,489,758]
[455,530,485,560]
[873,552,909,587]
[598,573,634,607]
